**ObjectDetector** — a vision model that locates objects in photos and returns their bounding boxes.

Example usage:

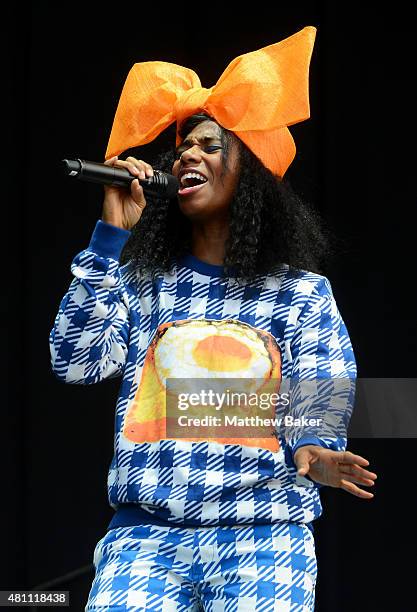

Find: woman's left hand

[293,445,377,498]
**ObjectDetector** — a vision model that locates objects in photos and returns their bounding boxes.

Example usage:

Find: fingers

[335,451,377,484]
[339,472,376,487]
[102,155,150,206]
[339,463,377,483]
[104,155,118,166]
[297,461,310,476]
[130,178,147,206]
[123,156,154,180]
[338,451,371,467]
[340,479,374,499]
[293,447,316,476]
[104,156,154,179]
[338,455,377,493]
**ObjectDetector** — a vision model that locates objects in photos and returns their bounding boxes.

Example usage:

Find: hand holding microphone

[62,157,179,231]
[102,156,154,231]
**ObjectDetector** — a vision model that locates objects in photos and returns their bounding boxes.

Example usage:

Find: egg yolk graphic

[193,335,252,371]
[123,318,282,452]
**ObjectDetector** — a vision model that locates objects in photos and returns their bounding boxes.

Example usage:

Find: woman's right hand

[101,156,154,231]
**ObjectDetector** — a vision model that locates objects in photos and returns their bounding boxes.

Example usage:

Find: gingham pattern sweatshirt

[49,220,356,530]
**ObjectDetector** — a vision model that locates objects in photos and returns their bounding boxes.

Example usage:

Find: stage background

[5,1,416,610]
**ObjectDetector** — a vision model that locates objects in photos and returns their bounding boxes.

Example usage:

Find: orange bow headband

[106,26,316,177]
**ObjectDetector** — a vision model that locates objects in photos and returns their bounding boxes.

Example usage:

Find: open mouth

[178,172,208,195]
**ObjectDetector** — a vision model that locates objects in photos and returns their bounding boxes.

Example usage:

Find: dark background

[5,1,416,610]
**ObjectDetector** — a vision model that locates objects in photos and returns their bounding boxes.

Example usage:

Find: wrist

[101,214,126,231]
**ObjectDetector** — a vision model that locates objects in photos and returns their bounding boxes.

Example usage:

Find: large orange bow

[106,26,316,177]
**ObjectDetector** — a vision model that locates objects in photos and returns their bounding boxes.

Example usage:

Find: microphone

[62,159,179,199]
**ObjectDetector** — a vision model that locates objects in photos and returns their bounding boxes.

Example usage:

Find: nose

[180,144,202,164]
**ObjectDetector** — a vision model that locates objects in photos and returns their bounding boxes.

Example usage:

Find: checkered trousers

[85,521,317,611]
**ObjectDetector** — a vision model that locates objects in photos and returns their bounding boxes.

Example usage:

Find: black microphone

[62,159,179,199]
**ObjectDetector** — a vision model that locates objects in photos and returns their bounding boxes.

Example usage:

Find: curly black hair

[120,114,332,284]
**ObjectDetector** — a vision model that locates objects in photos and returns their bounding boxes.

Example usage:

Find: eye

[204,145,223,153]
[174,144,223,159]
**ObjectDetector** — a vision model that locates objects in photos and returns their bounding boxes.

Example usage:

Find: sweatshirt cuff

[88,220,131,260]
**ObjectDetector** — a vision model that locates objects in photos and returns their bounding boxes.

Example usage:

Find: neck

[191,220,229,265]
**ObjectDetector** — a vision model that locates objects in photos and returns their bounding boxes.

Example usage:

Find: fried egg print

[123,318,282,452]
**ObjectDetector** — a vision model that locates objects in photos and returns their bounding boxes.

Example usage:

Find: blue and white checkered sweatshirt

[49,220,356,530]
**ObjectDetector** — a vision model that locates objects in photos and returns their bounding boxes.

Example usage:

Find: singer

[50,27,377,612]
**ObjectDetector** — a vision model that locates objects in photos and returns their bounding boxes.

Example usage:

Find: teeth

[180,172,207,187]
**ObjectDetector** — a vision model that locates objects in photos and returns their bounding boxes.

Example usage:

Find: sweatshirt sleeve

[49,220,132,384]
[283,276,357,477]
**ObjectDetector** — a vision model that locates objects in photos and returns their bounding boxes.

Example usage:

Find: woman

[50,28,377,611]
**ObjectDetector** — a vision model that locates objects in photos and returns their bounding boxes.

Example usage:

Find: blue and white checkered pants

[85,522,317,611]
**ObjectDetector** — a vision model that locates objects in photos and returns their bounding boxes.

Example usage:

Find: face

[172,120,240,222]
